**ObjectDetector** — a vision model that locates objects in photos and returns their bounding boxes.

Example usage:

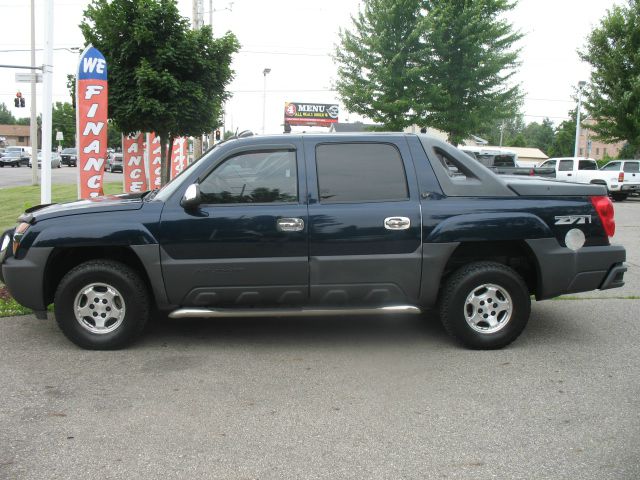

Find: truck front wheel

[439,262,531,349]
[54,260,149,349]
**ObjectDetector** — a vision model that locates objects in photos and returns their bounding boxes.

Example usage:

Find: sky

[0,0,624,135]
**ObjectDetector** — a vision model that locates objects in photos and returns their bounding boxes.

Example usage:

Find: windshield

[62,148,76,154]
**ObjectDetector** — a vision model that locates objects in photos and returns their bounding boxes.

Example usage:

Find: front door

[304,137,422,306]
[159,143,308,307]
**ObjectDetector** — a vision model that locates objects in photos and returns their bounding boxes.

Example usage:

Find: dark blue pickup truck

[0,134,627,350]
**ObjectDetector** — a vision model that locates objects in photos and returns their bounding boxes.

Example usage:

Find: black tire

[611,193,628,202]
[439,262,531,350]
[54,260,150,349]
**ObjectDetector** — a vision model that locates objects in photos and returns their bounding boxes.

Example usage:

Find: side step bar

[168,305,422,319]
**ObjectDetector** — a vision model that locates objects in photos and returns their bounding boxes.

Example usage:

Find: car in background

[60,148,77,166]
[29,152,61,169]
[4,146,30,166]
[595,160,640,200]
[105,152,123,172]
[0,151,23,167]
[461,146,555,177]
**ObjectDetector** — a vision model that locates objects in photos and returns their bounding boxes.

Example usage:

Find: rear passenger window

[315,143,408,203]
[579,160,597,170]
[623,162,639,173]
[558,160,573,171]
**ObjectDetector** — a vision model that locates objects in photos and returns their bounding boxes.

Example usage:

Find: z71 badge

[554,215,592,225]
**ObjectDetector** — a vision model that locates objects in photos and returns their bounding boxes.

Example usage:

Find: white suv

[597,160,640,201]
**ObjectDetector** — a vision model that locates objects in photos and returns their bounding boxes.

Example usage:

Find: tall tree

[0,103,16,124]
[81,0,239,184]
[579,1,640,158]
[335,0,424,131]
[335,0,522,143]
[548,110,578,158]
[522,117,555,154]
[52,102,76,148]
[417,0,523,144]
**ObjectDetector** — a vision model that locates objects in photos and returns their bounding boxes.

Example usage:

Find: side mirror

[180,183,201,208]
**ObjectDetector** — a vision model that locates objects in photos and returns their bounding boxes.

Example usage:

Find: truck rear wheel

[439,262,530,349]
[54,260,149,349]
[611,193,628,202]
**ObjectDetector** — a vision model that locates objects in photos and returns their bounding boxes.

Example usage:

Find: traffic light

[215,129,221,141]
[15,92,25,108]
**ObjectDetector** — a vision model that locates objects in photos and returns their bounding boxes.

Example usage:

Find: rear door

[304,137,422,306]
[556,159,575,182]
[576,159,599,183]
[623,161,640,184]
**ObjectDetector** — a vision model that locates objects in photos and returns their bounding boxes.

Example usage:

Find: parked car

[460,146,555,177]
[0,133,626,351]
[3,146,30,166]
[105,153,123,173]
[60,148,77,166]
[0,151,23,167]
[594,160,640,200]
[539,157,633,201]
[29,152,61,169]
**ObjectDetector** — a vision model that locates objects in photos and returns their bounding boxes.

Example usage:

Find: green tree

[476,114,525,146]
[0,103,16,124]
[579,1,640,158]
[335,0,423,131]
[548,111,577,158]
[51,102,76,148]
[81,0,239,184]
[522,117,555,154]
[335,0,523,143]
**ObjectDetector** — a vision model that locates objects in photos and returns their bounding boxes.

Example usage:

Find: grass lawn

[0,182,123,231]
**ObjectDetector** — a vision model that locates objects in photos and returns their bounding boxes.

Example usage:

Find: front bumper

[1,245,52,311]
[526,238,627,299]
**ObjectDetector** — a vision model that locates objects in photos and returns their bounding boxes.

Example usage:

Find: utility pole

[30,0,38,186]
[192,0,204,159]
[262,68,271,135]
[41,0,54,204]
[574,80,586,158]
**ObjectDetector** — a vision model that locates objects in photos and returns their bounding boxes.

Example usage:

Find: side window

[579,160,597,170]
[315,143,408,203]
[558,160,574,171]
[623,162,639,173]
[541,160,556,168]
[601,162,620,171]
[199,150,297,204]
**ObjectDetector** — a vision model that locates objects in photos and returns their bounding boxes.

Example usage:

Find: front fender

[30,222,157,249]
[426,212,553,243]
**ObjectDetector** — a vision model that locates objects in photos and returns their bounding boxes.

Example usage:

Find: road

[0,165,122,188]
[0,201,638,480]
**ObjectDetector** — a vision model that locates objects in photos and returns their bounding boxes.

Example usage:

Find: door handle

[277,217,305,232]
[384,216,411,230]
[567,173,572,176]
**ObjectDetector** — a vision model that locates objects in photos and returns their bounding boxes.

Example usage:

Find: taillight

[529,168,535,176]
[618,172,624,183]
[590,195,615,237]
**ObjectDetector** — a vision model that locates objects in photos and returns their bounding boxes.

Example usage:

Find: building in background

[577,119,626,160]
[0,125,31,147]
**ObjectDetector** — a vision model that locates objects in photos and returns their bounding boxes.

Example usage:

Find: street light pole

[262,67,271,135]
[574,80,587,158]
[41,0,54,204]
[30,0,38,186]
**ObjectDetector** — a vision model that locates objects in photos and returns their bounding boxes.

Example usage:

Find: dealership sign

[147,133,162,189]
[76,45,108,199]
[122,133,147,193]
[170,137,188,180]
[284,102,339,127]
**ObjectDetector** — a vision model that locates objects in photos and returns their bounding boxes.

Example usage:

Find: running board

[168,305,422,319]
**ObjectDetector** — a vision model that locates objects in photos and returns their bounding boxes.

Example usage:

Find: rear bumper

[621,184,640,192]
[526,238,627,299]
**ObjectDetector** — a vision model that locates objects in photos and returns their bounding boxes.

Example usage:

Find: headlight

[0,233,10,263]
[13,222,30,255]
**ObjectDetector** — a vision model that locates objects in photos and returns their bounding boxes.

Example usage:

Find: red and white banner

[122,133,147,193]
[147,132,162,189]
[170,137,188,180]
[76,45,108,199]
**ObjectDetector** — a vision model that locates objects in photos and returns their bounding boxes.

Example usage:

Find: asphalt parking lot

[0,199,638,480]
[0,164,122,188]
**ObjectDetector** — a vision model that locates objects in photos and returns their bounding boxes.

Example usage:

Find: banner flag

[122,133,147,193]
[147,133,162,189]
[76,45,108,199]
[170,137,188,180]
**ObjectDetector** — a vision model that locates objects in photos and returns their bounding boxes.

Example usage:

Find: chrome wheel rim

[73,283,126,334]
[464,283,512,334]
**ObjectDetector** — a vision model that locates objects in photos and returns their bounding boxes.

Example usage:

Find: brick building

[0,124,31,147]
[577,120,626,160]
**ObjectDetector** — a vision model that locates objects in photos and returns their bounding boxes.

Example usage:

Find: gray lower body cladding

[1,247,52,311]
[526,238,626,299]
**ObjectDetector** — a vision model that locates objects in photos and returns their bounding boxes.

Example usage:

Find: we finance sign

[76,45,108,199]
